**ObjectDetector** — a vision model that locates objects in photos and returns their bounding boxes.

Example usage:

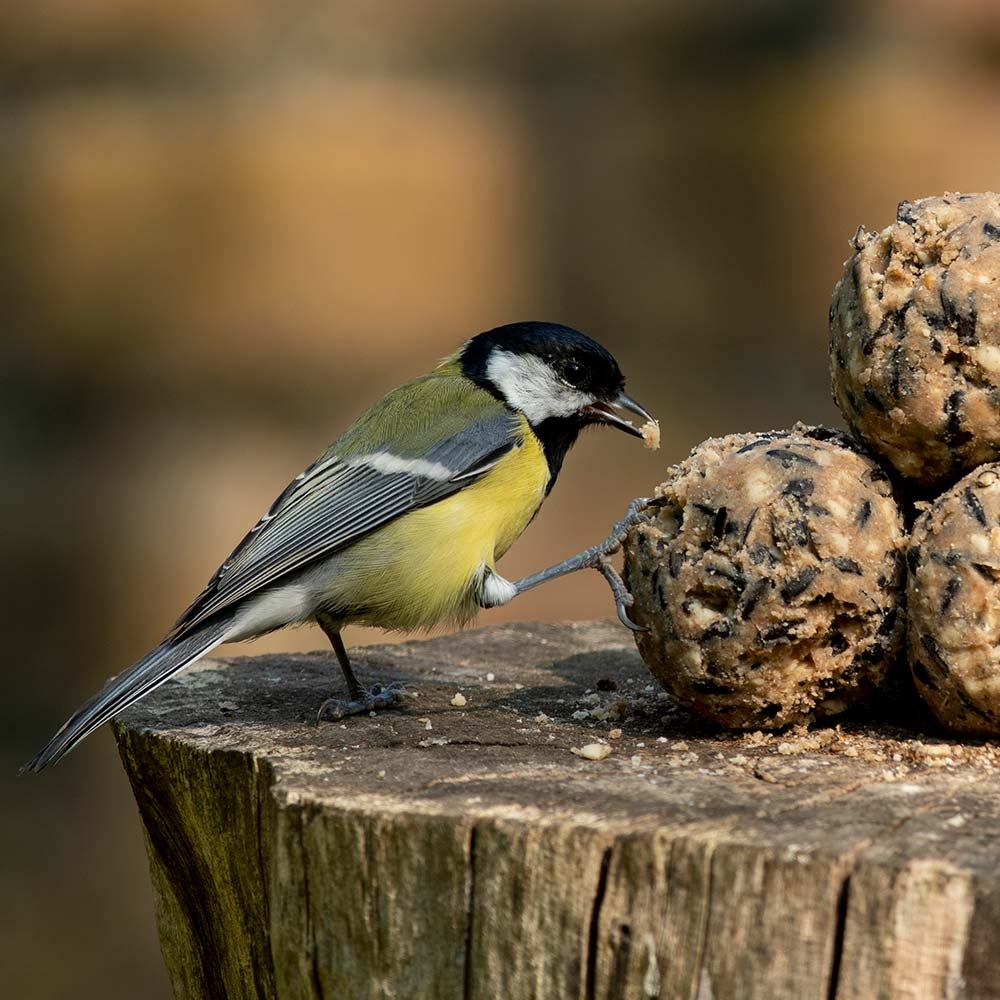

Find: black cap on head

[461,321,625,402]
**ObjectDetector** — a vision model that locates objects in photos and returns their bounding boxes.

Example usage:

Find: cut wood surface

[113,620,1000,1000]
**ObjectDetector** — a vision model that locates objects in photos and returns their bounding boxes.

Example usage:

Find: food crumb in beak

[641,419,661,451]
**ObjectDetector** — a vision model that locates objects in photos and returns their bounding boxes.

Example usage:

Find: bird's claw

[601,497,654,556]
[595,554,648,633]
[582,498,652,632]
[316,681,413,722]
[508,497,653,630]
[615,597,647,633]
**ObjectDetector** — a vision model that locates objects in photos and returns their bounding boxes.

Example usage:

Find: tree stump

[114,620,1000,1000]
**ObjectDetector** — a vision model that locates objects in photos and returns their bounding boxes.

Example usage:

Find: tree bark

[114,620,1000,1000]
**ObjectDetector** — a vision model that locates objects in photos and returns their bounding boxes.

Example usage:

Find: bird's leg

[321,620,364,700]
[315,612,408,721]
[510,497,653,631]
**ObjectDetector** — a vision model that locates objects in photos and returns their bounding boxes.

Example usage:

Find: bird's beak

[583,390,654,438]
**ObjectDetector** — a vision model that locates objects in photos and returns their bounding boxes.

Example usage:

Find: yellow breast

[323,419,550,631]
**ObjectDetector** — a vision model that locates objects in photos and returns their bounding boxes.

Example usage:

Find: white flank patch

[348,452,455,481]
[232,584,313,639]
[486,350,591,423]
[479,569,518,608]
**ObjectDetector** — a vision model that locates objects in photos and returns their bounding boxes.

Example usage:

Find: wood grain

[114,621,1000,999]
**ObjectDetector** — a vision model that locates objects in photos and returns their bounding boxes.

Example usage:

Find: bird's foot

[577,498,654,630]
[316,681,412,722]
[593,553,647,632]
[601,496,655,554]
[510,497,653,632]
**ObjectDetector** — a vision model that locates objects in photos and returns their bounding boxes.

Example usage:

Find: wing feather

[170,384,522,638]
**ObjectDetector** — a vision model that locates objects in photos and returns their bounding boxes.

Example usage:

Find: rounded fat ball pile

[623,426,905,729]
[908,464,1000,735]
[830,192,1000,492]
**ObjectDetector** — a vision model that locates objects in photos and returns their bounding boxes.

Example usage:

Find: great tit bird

[25,321,654,772]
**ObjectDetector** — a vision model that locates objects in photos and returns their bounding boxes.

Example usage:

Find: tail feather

[23,616,235,773]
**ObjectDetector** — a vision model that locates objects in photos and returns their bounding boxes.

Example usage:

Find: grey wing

[169,410,521,638]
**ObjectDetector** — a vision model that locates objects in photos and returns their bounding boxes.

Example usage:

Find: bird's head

[460,321,653,437]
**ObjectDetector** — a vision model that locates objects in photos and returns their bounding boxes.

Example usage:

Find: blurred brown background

[4,1,1000,996]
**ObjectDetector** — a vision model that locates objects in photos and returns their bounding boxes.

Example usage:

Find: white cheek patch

[486,350,591,423]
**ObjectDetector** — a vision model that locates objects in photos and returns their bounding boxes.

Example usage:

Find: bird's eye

[563,360,586,386]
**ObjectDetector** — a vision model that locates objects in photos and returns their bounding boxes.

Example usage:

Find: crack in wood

[692,840,718,1000]
[585,848,613,1000]
[297,808,324,1000]
[255,759,272,941]
[827,874,851,1000]
[462,825,478,1000]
